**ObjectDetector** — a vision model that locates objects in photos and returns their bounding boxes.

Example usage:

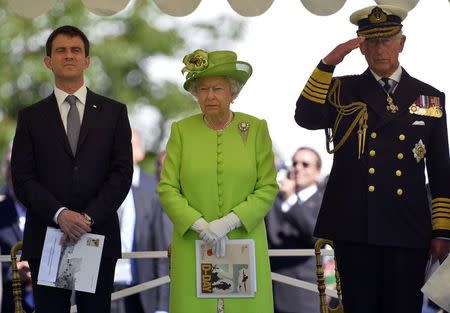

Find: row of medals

[386,94,442,118]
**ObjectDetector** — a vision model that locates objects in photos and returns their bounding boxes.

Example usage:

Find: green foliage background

[0,0,245,183]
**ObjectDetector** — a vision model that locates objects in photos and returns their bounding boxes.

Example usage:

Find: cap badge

[368,7,387,24]
[412,139,426,163]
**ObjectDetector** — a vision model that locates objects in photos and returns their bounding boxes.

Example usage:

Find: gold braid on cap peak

[325,79,368,159]
[357,25,402,39]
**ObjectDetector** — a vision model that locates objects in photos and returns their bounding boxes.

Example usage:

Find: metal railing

[1,248,337,313]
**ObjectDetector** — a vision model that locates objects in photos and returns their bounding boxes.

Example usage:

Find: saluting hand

[323,37,365,66]
[57,209,92,245]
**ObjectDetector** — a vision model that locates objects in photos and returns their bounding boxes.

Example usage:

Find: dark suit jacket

[0,188,33,313]
[265,189,323,313]
[11,89,133,259]
[133,172,171,313]
[296,61,449,248]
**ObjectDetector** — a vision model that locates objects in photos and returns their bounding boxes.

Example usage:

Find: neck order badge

[381,78,398,113]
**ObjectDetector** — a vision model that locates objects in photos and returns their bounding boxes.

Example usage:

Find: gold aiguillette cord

[325,79,368,159]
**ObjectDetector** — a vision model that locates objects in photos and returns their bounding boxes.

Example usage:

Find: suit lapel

[358,69,390,120]
[44,94,74,157]
[78,89,101,151]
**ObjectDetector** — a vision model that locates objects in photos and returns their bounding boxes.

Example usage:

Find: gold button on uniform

[399,134,405,141]
[368,185,375,192]
[397,189,403,196]
[369,150,376,157]
[371,132,377,139]
[369,168,375,174]
[397,153,404,160]
[396,170,402,177]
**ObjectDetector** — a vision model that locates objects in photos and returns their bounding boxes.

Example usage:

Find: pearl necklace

[203,111,234,131]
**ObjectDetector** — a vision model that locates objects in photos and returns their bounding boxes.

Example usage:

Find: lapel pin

[93,105,97,109]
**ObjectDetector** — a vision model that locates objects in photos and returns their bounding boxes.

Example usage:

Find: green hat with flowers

[181,49,253,91]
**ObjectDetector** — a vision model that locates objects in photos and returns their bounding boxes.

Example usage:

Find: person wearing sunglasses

[265,147,324,313]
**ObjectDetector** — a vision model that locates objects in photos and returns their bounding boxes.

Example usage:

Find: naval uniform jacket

[295,61,450,249]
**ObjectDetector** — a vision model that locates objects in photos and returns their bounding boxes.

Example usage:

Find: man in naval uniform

[295,5,449,313]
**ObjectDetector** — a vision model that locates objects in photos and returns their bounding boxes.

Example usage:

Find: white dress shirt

[114,166,140,284]
[53,85,88,223]
[281,184,318,213]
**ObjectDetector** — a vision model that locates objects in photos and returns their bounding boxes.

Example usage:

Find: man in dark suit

[1,151,34,313]
[112,129,171,313]
[295,5,449,313]
[266,147,323,313]
[10,25,133,313]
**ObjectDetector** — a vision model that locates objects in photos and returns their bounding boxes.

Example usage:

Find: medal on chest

[386,94,399,113]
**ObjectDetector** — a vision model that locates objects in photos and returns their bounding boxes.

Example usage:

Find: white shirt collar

[54,84,87,107]
[370,65,402,83]
[297,184,318,203]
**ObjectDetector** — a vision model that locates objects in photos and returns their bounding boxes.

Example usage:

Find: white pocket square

[412,120,425,126]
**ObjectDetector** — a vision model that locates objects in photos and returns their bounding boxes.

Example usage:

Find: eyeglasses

[292,161,312,168]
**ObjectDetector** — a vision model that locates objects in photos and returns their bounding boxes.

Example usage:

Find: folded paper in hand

[37,227,104,293]
[421,255,450,312]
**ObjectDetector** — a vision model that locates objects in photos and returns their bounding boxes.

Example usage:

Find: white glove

[200,212,241,244]
[213,236,228,258]
[191,217,208,234]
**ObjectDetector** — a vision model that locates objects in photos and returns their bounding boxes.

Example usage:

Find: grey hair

[394,30,404,38]
[188,76,244,100]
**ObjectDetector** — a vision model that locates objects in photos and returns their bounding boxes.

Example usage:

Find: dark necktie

[381,77,392,94]
[66,95,80,155]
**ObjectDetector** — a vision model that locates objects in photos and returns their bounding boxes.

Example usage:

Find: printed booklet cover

[196,239,256,298]
[37,227,104,293]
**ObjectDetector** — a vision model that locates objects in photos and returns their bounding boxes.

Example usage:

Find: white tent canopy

[7,0,422,18]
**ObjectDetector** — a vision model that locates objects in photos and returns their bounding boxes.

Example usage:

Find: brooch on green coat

[238,121,250,144]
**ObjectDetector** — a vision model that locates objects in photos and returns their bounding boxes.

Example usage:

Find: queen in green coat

[158,49,279,313]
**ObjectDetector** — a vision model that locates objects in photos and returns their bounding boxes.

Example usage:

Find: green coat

[158,112,278,313]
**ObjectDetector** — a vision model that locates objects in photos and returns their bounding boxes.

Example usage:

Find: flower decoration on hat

[181,49,209,78]
[181,49,252,93]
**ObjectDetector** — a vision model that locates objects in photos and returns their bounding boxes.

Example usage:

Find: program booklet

[421,255,450,312]
[196,239,256,298]
[37,227,104,293]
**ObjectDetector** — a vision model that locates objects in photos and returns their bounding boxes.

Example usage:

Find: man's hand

[430,238,450,263]
[323,37,365,66]
[279,176,296,200]
[57,209,91,245]
[17,261,32,283]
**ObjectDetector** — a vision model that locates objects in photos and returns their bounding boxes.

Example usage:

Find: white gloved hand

[213,236,228,258]
[190,217,209,234]
[200,212,241,244]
